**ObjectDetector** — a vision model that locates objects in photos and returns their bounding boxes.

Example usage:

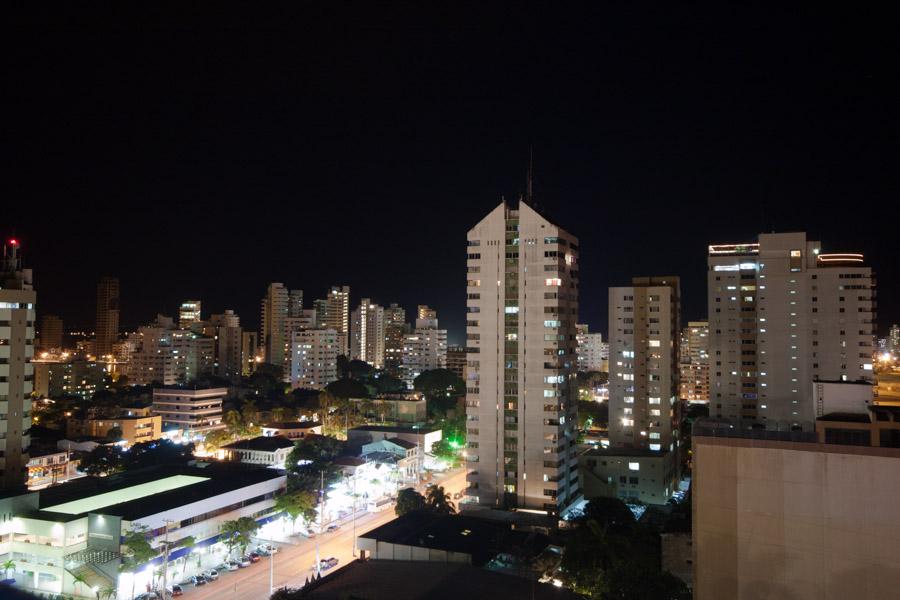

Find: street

[183,467,467,600]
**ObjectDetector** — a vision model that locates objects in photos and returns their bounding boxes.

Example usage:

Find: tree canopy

[325,378,369,399]
[286,435,346,493]
[413,369,465,417]
[395,488,427,516]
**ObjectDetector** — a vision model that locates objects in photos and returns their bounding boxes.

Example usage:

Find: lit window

[628,462,640,471]
[649,340,660,347]
[505,306,519,314]
[545,278,562,286]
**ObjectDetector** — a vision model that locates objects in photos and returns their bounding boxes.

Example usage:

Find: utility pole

[315,470,324,576]
[269,547,274,595]
[161,520,172,598]
[351,472,358,557]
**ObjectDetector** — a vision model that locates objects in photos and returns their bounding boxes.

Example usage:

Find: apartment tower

[465,200,580,513]
[679,321,710,403]
[95,276,120,357]
[708,233,875,431]
[351,298,385,367]
[0,239,34,489]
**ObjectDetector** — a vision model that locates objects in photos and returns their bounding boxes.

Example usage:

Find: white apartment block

[260,283,303,377]
[600,277,681,504]
[130,325,214,385]
[708,233,875,431]
[178,299,202,329]
[401,327,447,388]
[290,328,339,389]
[576,325,606,372]
[1,240,35,489]
[351,298,385,367]
[465,200,580,514]
[208,310,243,381]
[150,386,226,436]
[679,320,710,403]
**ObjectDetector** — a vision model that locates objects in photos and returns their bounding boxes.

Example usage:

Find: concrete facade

[693,435,900,600]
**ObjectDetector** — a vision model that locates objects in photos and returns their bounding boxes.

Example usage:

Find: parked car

[167,585,183,597]
[202,569,219,580]
[257,543,277,554]
[248,552,261,563]
[190,575,207,586]
[226,561,241,571]
[238,556,252,567]
[326,524,340,533]
[135,593,159,600]
[319,557,339,570]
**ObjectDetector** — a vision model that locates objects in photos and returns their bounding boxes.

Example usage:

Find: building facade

[1,239,35,490]
[39,314,63,350]
[95,276,119,358]
[575,324,606,373]
[383,303,408,377]
[351,298,385,367]
[465,200,580,513]
[178,300,202,329]
[708,233,875,431]
[290,328,339,389]
[679,320,710,403]
[324,285,351,356]
[150,386,226,437]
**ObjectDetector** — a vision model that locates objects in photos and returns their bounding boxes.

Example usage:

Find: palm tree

[241,399,260,426]
[224,409,242,432]
[72,572,89,598]
[2,559,15,580]
[100,585,118,600]
[425,485,456,515]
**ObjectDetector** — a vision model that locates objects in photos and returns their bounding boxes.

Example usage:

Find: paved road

[184,468,467,600]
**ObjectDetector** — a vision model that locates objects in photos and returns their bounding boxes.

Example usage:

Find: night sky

[7,6,898,345]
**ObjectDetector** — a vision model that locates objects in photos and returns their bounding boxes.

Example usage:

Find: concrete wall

[693,436,900,600]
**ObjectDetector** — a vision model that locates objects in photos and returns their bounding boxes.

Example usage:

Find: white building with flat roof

[151,386,226,437]
[290,328,339,389]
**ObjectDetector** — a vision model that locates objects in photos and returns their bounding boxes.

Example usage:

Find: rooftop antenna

[526,146,534,203]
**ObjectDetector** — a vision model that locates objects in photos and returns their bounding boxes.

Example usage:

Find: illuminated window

[628,462,640,471]
[545,278,562,286]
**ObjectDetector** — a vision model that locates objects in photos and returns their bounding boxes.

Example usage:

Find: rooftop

[35,464,283,521]
[818,412,871,423]
[360,510,548,565]
[386,437,417,450]
[263,421,321,430]
[351,425,440,434]
[298,559,579,599]
[583,446,672,458]
[223,435,296,452]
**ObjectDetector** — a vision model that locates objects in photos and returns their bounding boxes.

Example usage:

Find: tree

[72,572,89,598]
[580,497,636,534]
[425,485,455,515]
[224,409,243,430]
[79,445,124,476]
[336,355,351,380]
[371,372,406,394]
[291,388,321,415]
[100,585,118,600]
[286,435,345,494]
[275,490,318,532]
[105,426,123,441]
[2,558,15,579]
[347,359,374,380]
[120,525,157,600]
[220,516,259,557]
[124,439,195,470]
[414,369,465,418]
[395,488,427,516]
[203,428,233,452]
[177,535,196,575]
[241,399,260,426]
[325,378,369,399]
[271,406,288,423]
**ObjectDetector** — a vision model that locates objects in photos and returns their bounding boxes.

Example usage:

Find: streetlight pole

[351,472,357,557]
[315,470,324,577]
[269,548,274,595]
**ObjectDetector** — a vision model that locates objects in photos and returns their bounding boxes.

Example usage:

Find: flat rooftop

[43,475,208,515]
[351,425,440,434]
[36,464,283,521]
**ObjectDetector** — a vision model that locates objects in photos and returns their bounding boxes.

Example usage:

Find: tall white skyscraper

[0,239,34,490]
[465,200,580,513]
[260,283,303,377]
[351,298,385,367]
[708,233,875,430]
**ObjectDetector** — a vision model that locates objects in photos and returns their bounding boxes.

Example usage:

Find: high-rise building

[465,200,580,513]
[416,305,438,328]
[351,299,385,367]
[290,329,339,389]
[890,324,900,353]
[325,285,351,356]
[0,239,34,489]
[260,283,302,377]
[679,321,710,403]
[383,303,408,377]
[401,327,448,387]
[39,314,63,350]
[178,300,202,329]
[708,233,875,431]
[95,276,120,357]
[209,310,243,381]
[241,331,260,376]
[447,345,468,379]
[130,318,214,385]
[575,324,606,372]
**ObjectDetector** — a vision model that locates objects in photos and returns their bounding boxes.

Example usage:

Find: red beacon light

[8,239,18,246]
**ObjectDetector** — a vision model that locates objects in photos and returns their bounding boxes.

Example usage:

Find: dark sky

[6,6,899,345]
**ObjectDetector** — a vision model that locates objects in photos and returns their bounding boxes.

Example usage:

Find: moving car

[202,569,219,580]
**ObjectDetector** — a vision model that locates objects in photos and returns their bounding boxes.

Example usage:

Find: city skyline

[6,7,898,341]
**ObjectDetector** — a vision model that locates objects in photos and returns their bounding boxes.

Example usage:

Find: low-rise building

[0,464,284,598]
[151,386,226,439]
[220,436,296,467]
[348,425,442,454]
[361,438,421,480]
[26,448,78,490]
[66,413,162,446]
[353,392,427,423]
[260,421,322,440]
[579,447,678,505]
